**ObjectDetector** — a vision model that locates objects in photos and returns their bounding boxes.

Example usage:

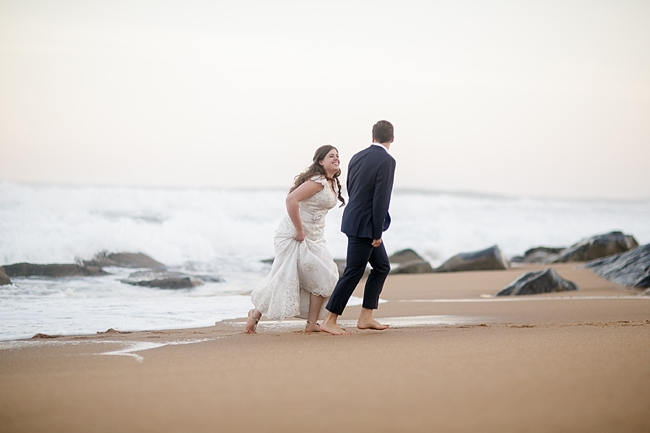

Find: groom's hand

[371,238,382,248]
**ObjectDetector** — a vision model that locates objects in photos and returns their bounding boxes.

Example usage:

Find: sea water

[1,182,649,340]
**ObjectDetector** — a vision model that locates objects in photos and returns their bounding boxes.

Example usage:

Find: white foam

[2,182,649,267]
[100,338,211,363]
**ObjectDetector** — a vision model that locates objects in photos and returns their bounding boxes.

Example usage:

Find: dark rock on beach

[510,247,565,264]
[552,231,638,263]
[585,244,650,288]
[388,248,434,274]
[81,251,166,270]
[3,263,108,278]
[120,270,204,289]
[497,268,579,296]
[97,328,130,335]
[387,249,432,274]
[635,275,650,289]
[0,267,11,285]
[389,249,425,265]
[31,333,62,339]
[391,261,435,274]
[435,245,508,272]
[190,274,223,283]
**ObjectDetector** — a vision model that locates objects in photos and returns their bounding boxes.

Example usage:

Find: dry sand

[1,263,649,433]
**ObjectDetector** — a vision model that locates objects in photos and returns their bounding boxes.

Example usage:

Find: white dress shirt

[371,142,389,153]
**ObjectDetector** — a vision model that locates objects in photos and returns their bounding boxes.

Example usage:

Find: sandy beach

[1,263,649,433]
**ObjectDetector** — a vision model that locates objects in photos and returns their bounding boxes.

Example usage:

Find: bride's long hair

[289,145,345,207]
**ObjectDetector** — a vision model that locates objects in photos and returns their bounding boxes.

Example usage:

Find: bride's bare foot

[320,320,349,335]
[245,309,261,334]
[357,318,389,330]
[305,321,321,333]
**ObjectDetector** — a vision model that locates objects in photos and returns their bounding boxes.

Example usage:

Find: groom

[321,120,396,335]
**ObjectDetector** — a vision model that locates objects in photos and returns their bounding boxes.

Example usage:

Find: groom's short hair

[372,120,394,143]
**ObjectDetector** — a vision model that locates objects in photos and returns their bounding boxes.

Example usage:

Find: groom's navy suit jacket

[341,145,396,240]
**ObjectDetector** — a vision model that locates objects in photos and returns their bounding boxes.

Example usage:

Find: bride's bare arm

[285,180,323,241]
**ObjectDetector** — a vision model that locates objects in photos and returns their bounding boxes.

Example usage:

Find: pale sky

[1,0,649,199]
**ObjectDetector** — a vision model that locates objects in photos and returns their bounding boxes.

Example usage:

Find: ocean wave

[1,182,649,340]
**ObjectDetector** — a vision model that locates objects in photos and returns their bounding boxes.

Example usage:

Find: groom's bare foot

[320,321,349,335]
[357,318,389,330]
[305,322,321,333]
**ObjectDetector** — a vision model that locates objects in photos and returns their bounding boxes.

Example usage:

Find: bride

[246,145,345,334]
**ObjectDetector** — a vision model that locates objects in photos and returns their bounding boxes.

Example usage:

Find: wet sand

[1,263,649,433]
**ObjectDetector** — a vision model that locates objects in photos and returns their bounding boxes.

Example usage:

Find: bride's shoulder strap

[308,175,327,188]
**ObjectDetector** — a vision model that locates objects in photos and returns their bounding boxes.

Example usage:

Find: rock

[387,249,434,274]
[191,274,223,283]
[435,245,508,272]
[97,328,130,335]
[642,288,650,296]
[552,231,638,263]
[585,244,650,288]
[3,263,108,278]
[260,258,274,265]
[497,268,579,296]
[635,273,650,289]
[389,249,425,265]
[510,247,565,264]
[0,267,11,285]
[31,333,61,339]
[391,260,434,274]
[120,270,204,289]
[81,251,166,270]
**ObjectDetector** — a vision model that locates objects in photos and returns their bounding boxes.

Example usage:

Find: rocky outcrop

[389,249,425,265]
[81,251,166,270]
[391,261,434,274]
[96,328,130,335]
[510,247,564,264]
[389,249,434,274]
[497,268,578,296]
[435,245,508,272]
[0,267,11,285]
[636,274,650,289]
[552,231,638,263]
[585,244,650,288]
[31,333,61,339]
[120,271,204,289]
[3,263,108,278]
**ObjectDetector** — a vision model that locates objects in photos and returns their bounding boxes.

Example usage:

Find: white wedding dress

[251,175,340,320]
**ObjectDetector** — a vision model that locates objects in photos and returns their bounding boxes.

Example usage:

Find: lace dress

[251,175,340,320]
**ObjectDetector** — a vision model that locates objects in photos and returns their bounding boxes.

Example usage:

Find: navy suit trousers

[326,236,391,315]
